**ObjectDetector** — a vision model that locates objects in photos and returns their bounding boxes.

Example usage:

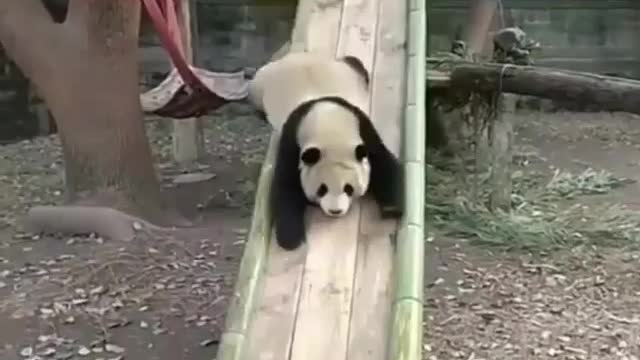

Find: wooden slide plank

[303,0,343,54]
[347,198,396,360]
[289,204,362,360]
[335,0,379,73]
[368,0,406,158]
[287,0,369,359]
[242,230,307,360]
[334,0,397,358]
[243,1,351,359]
[243,0,407,358]
[346,0,406,358]
[240,0,332,358]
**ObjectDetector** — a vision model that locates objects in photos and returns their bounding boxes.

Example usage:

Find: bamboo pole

[387,0,426,359]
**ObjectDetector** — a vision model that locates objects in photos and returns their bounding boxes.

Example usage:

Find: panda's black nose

[329,209,342,215]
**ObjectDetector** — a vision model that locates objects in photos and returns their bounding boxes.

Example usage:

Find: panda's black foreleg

[271,109,310,251]
[357,115,405,219]
[271,187,308,250]
[369,151,404,219]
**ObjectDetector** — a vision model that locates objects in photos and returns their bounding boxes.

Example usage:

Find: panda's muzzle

[328,209,343,216]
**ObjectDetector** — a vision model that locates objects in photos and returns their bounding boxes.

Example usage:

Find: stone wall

[139,2,296,88]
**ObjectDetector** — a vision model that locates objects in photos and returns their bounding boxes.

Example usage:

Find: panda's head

[298,142,370,217]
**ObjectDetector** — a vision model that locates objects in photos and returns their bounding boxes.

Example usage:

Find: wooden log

[171,0,204,166]
[449,63,640,116]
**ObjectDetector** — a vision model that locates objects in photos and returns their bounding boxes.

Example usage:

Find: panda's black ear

[301,147,321,165]
[354,144,368,161]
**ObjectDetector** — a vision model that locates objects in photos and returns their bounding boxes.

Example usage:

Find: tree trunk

[462,0,498,58]
[449,63,640,116]
[0,1,185,237]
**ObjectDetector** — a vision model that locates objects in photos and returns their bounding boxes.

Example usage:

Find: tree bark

[0,0,185,237]
[449,63,640,116]
[462,0,498,58]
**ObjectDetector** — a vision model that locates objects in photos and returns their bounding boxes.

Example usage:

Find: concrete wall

[428,0,640,78]
[138,1,296,88]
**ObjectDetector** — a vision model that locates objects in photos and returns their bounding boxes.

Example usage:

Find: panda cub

[248,52,403,251]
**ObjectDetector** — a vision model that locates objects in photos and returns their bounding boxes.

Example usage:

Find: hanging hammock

[139,0,250,118]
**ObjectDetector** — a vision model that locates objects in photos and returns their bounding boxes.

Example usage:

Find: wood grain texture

[243,231,307,360]
[297,0,343,54]
[289,204,362,360]
[239,0,412,359]
[339,0,399,358]
[347,197,395,360]
[287,1,366,359]
[238,1,319,358]
[368,0,406,159]
[336,0,379,70]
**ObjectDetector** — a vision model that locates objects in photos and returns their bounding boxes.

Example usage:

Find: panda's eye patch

[354,144,367,161]
[343,184,354,196]
[301,147,321,165]
[316,184,328,197]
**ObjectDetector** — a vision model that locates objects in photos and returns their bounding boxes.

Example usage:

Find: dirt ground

[0,102,270,360]
[425,109,640,360]
[2,102,640,360]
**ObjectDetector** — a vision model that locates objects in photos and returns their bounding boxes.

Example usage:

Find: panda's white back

[248,51,369,132]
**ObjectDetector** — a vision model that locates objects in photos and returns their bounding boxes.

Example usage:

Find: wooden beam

[449,63,640,115]
[171,0,204,166]
[428,0,640,9]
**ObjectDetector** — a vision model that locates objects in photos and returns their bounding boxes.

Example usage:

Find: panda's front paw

[275,221,306,251]
[380,205,403,219]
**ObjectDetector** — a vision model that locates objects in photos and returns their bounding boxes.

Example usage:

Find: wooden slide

[215,0,426,359]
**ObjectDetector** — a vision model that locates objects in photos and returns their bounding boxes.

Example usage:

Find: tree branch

[0,0,60,81]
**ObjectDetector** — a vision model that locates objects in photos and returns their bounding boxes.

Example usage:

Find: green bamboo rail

[214,135,277,360]
[387,0,426,359]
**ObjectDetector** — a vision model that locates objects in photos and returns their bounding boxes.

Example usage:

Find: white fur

[297,101,369,215]
[248,51,369,130]
[248,52,370,217]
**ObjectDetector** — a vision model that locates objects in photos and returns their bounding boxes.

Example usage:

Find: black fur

[272,96,404,250]
[301,147,321,165]
[355,144,367,161]
[340,56,370,86]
